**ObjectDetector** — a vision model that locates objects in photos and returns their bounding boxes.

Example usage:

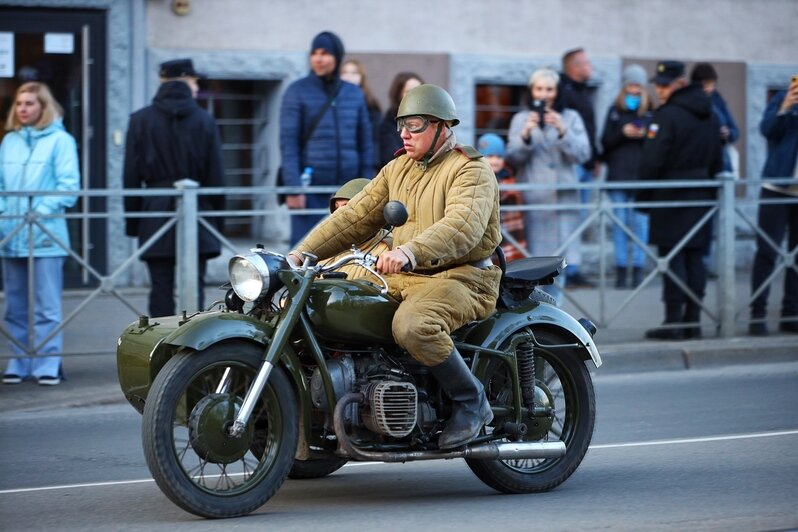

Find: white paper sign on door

[44,33,74,54]
[0,32,13,78]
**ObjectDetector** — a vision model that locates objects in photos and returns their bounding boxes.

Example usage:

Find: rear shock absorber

[516,341,536,409]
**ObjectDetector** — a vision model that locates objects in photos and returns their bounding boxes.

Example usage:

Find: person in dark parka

[280,31,375,245]
[123,58,225,317]
[638,60,723,340]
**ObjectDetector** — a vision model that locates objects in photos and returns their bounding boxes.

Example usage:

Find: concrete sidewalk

[1,279,796,415]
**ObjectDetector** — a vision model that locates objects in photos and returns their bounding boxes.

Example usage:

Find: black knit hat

[159,58,205,79]
[310,31,344,74]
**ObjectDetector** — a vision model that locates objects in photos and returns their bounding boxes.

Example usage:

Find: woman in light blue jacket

[0,82,79,386]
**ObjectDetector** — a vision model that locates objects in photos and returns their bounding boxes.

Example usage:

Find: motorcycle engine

[309,354,438,439]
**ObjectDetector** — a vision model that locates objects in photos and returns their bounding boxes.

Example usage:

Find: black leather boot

[615,267,627,289]
[645,303,685,340]
[429,348,494,449]
[683,302,702,339]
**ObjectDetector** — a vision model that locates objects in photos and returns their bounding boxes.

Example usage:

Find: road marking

[1,429,796,495]
[589,429,798,449]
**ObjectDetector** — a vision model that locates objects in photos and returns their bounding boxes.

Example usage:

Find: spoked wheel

[142,340,298,518]
[466,328,596,493]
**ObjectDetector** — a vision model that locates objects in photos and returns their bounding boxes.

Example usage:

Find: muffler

[333,393,566,463]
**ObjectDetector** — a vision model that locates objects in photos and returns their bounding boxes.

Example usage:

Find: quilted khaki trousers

[386,265,502,365]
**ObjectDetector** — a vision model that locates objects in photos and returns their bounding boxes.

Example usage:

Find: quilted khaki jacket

[296,138,501,271]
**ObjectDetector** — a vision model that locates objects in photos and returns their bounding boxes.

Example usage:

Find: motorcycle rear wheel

[142,340,298,518]
[466,328,595,493]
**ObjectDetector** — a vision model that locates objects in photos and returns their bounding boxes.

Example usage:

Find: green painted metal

[460,303,602,368]
[305,279,399,344]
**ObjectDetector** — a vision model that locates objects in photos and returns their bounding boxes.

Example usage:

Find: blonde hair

[342,59,381,112]
[528,67,560,88]
[613,86,653,117]
[5,82,63,131]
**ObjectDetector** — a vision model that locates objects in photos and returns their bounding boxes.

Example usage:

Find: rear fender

[459,303,602,368]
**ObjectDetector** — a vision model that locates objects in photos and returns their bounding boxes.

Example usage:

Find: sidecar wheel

[142,340,298,518]
[288,457,348,479]
[466,328,595,494]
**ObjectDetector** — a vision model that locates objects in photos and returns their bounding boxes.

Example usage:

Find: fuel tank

[306,279,399,344]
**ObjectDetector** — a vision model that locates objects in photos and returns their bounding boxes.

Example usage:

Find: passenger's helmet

[329,177,371,213]
[396,84,459,126]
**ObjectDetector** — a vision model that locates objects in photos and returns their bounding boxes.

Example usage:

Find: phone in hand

[531,99,546,127]
[632,119,644,129]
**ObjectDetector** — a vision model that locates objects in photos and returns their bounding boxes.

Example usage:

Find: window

[474,83,528,142]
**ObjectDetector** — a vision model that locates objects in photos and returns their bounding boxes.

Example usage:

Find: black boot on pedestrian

[778,315,798,334]
[429,348,494,450]
[615,267,627,289]
[645,303,685,340]
[749,310,769,336]
[631,267,644,288]
[683,302,702,339]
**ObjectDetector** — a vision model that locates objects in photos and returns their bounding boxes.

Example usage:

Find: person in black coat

[601,64,654,288]
[123,58,225,317]
[638,61,723,340]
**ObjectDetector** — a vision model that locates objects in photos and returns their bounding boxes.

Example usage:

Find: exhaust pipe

[333,393,566,463]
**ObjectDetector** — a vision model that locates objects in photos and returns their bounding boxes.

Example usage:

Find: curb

[596,335,798,374]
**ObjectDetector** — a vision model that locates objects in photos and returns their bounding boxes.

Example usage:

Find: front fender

[460,303,602,368]
[162,311,275,351]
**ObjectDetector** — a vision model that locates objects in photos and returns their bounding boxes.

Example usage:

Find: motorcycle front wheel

[142,340,298,518]
[466,328,596,493]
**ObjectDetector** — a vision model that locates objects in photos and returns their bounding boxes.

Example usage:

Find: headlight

[229,252,285,302]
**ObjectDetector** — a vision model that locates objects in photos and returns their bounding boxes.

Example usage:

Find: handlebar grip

[401,262,412,272]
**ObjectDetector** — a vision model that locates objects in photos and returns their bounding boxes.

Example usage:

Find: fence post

[175,179,199,314]
[717,173,736,338]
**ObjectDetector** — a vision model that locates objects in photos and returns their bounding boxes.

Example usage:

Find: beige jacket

[296,134,501,272]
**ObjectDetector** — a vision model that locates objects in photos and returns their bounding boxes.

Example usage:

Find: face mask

[624,93,641,111]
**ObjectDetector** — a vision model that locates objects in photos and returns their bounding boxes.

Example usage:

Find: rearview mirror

[383,201,408,228]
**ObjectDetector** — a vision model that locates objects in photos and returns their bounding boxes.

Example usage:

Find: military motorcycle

[116,201,601,518]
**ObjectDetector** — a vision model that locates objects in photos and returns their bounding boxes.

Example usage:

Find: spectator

[690,62,740,175]
[1,82,79,386]
[123,58,226,318]
[560,47,598,288]
[600,64,653,288]
[280,31,375,246]
[506,67,591,304]
[378,71,424,167]
[476,133,527,262]
[749,78,798,336]
[638,60,723,340]
[341,58,382,163]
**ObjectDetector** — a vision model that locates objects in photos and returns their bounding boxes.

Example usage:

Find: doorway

[0,7,107,287]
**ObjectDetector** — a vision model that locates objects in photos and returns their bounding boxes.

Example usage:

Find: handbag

[277,82,342,204]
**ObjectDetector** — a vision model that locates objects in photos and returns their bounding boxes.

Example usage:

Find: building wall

[147,0,797,63]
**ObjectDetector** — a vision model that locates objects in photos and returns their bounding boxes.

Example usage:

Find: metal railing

[0,176,795,359]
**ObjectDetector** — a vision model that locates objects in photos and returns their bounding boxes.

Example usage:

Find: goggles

[396,115,440,134]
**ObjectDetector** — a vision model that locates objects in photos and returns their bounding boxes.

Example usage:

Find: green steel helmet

[329,178,371,213]
[396,84,460,126]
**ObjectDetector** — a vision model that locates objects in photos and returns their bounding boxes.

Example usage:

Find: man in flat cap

[638,60,723,340]
[123,58,226,317]
[279,31,375,245]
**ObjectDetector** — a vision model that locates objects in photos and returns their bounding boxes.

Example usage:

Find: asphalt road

[1,362,797,531]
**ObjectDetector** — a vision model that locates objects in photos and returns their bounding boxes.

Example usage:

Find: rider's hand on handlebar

[376,248,410,274]
[286,252,303,268]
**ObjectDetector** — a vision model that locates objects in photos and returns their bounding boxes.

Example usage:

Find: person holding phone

[749,75,798,336]
[600,64,654,288]
[506,67,591,304]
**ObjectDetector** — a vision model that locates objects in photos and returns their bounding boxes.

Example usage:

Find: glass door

[0,7,107,287]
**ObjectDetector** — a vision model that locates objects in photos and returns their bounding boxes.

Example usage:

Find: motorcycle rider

[290,84,502,449]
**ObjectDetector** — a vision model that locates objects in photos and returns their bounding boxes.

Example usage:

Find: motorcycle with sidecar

[116,201,601,518]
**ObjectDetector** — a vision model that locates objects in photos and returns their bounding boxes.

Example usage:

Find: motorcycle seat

[502,256,566,285]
